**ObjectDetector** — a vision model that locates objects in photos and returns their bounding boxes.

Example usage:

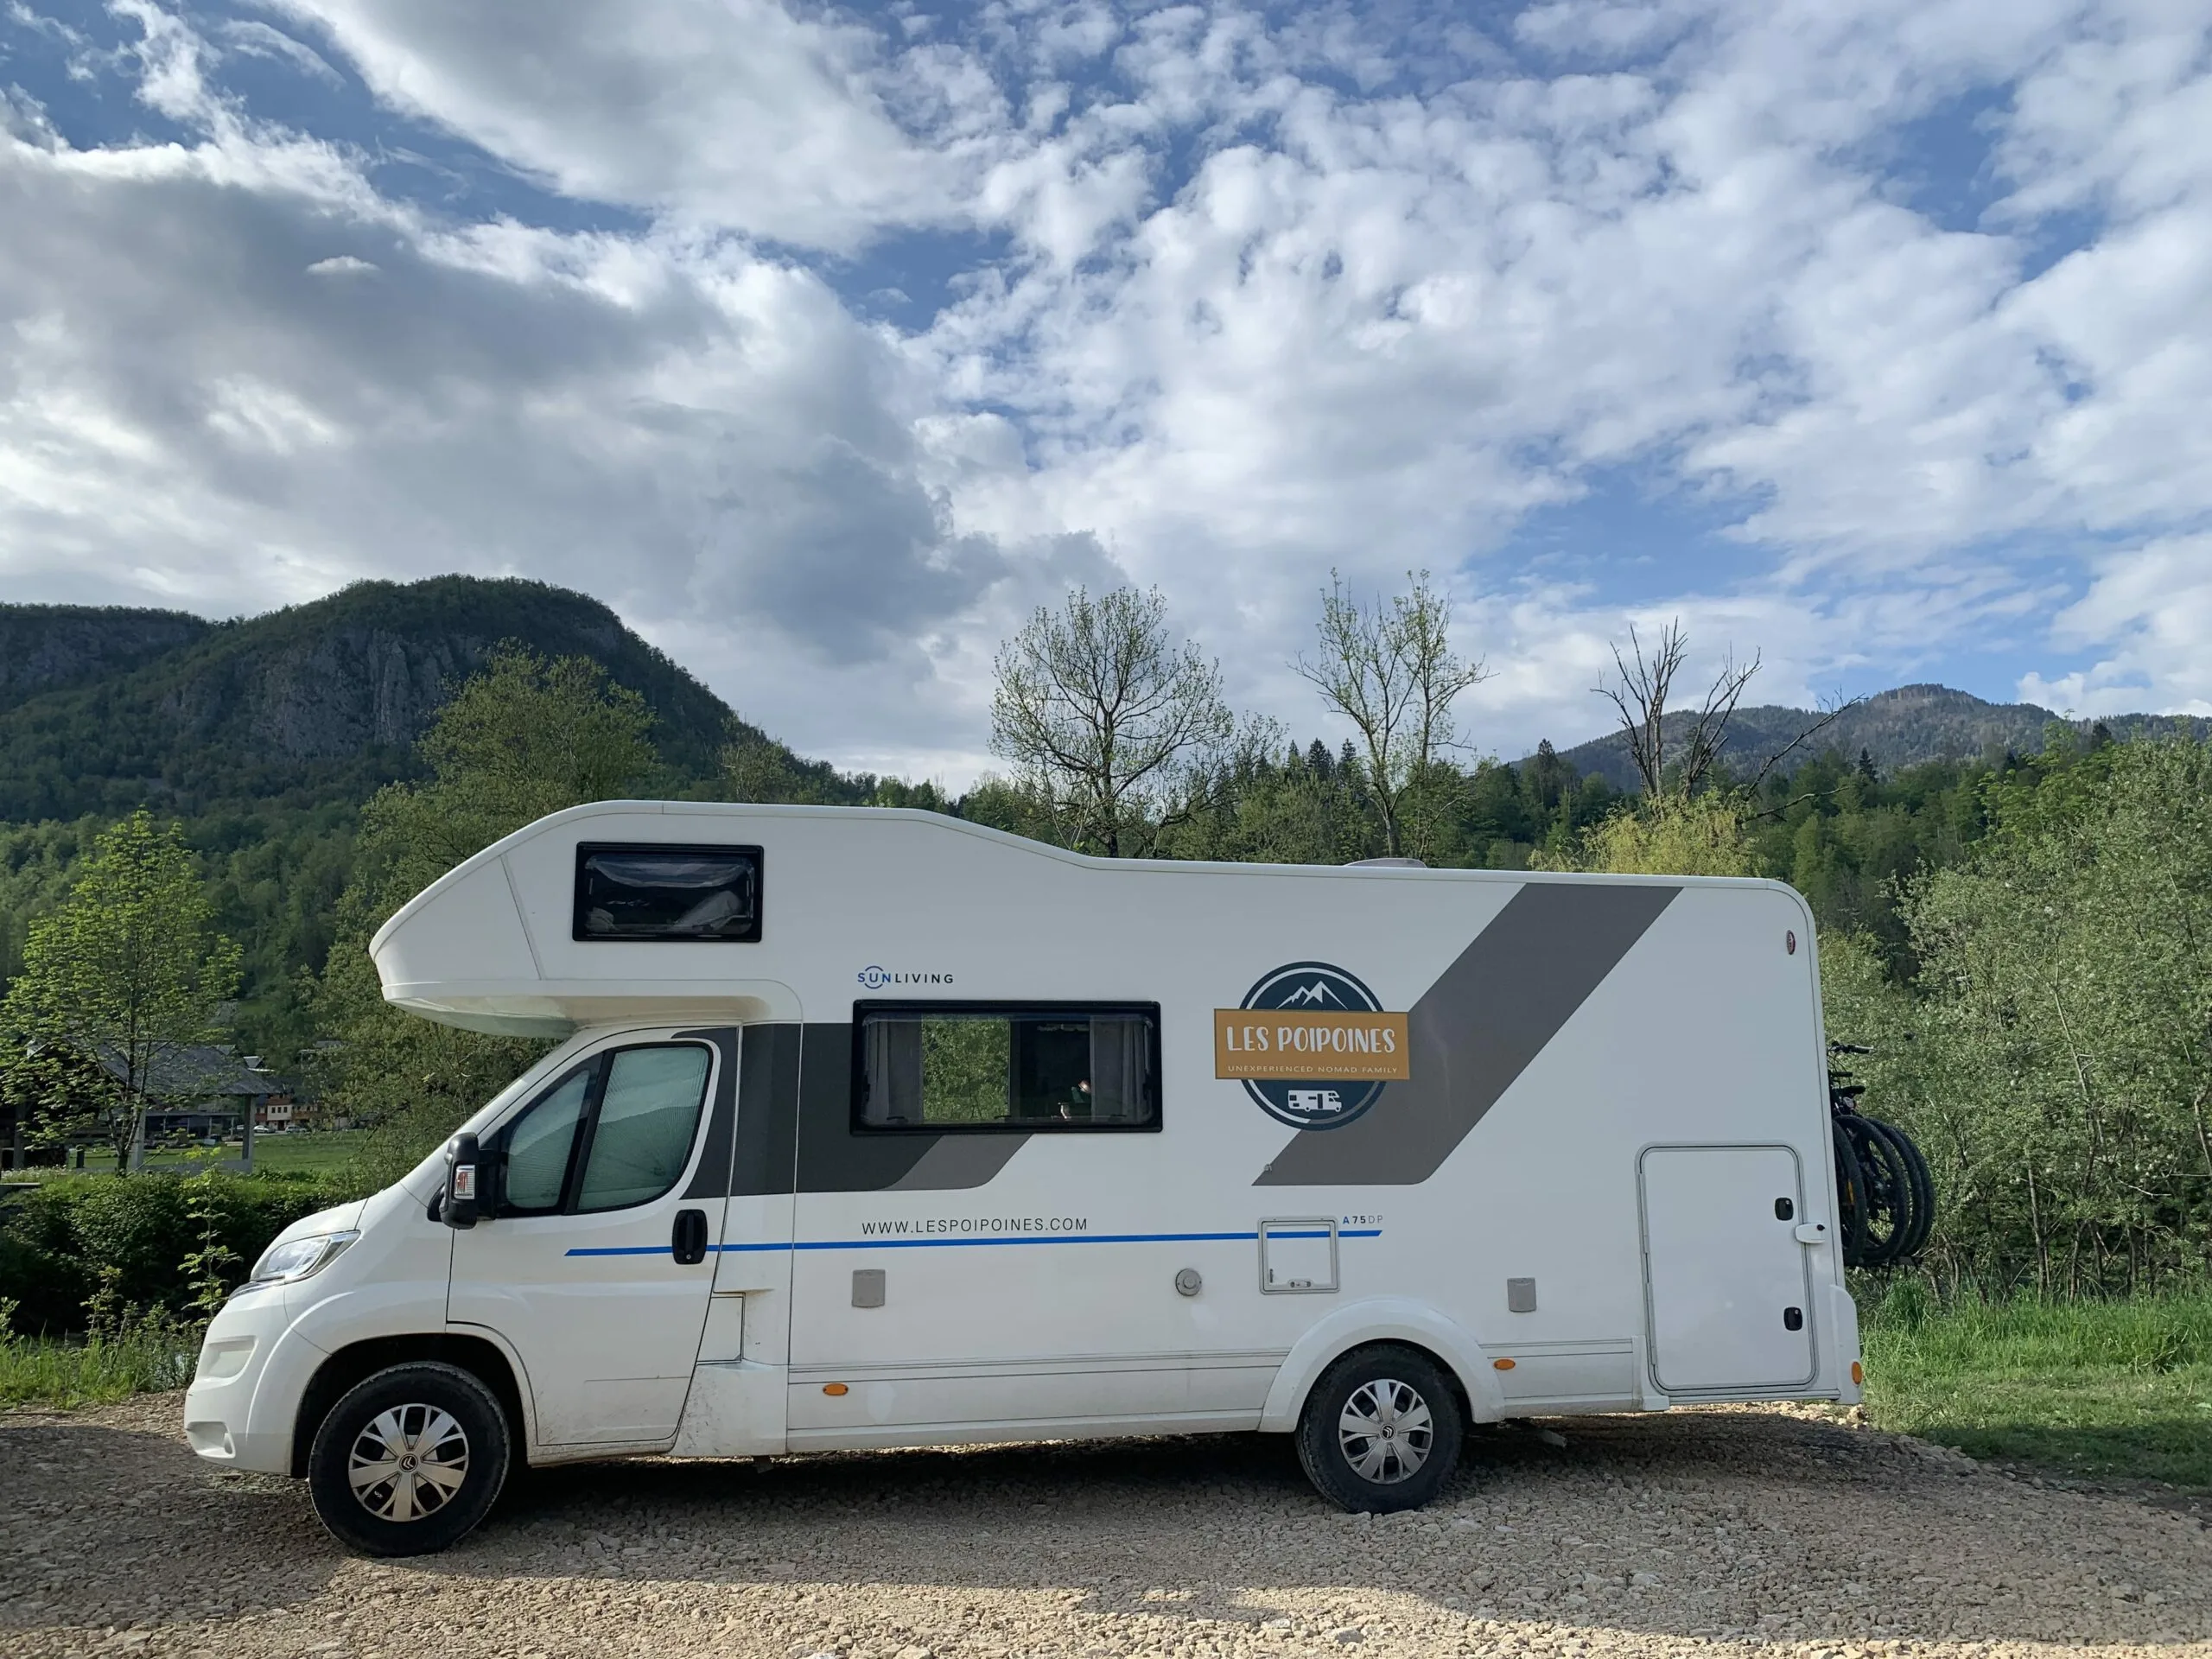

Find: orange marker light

[1493,1357,1516,1370]
[823,1382,849,1396]
[1850,1361,1863,1385]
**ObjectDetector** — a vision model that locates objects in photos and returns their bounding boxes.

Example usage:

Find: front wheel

[1295,1344,1464,1513]
[307,1362,512,1556]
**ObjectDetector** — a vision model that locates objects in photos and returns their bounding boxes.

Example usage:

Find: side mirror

[442,1132,483,1229]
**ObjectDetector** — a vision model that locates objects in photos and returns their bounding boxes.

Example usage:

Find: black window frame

[850,1001,1164,1135]
[571,842,764,944]
[493,1039,715,1215]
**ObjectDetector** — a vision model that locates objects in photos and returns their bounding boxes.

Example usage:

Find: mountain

[1541,683,2209,792]
[0,606,210,713]
[0,578,747,822]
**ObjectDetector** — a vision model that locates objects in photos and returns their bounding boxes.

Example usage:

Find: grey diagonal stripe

[1255,881,1681,1187]
[887,1133,1031,1191]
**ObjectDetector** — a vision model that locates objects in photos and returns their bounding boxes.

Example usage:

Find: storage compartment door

[1259,1218,1338,1294]
[1640,1145,1814,1393]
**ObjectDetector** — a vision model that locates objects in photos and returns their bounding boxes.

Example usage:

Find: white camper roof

[372,800,1798,1038]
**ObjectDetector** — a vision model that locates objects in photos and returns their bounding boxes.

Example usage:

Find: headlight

[248,1230,360,1286]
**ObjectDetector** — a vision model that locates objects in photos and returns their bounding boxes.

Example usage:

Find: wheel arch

[1259,1298,1504,1433]
[290,1334,531,1478]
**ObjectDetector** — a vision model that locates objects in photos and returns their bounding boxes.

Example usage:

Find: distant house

[99,1046,289,1141]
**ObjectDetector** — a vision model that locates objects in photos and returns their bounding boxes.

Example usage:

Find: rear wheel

[307,1362,511,1556]
[1295,1344,1463,1513]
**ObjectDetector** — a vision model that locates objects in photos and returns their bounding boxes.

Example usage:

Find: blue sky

[2,0,2208,780]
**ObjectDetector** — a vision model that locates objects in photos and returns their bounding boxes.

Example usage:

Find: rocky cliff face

[0,606,209,713]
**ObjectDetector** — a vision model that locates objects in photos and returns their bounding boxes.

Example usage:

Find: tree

[721,720,828,805]
[308,647,659,1182]
[0,811,240,1169]
[989,587,1236,858]
[1596,620,1760,800]
[1557,793,1758,876]
[1294,570,1487,858]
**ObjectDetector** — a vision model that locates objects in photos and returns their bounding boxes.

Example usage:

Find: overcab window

[855,1004,1160,1132]
[573,843,761,942]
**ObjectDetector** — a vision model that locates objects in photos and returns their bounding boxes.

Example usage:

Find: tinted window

[856,1006,1159,1131]
[574,843,761,942]
[577,1046,713,1211]
[502,1066,592,1212]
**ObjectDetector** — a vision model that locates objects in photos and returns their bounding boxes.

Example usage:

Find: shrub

[0,1171,354,1335]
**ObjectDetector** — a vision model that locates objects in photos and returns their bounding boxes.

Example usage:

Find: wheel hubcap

[1338,1377,1433,1484]
[347,1404,469,1522]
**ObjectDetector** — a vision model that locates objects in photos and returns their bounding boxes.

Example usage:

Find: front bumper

[183,1284,307,1476]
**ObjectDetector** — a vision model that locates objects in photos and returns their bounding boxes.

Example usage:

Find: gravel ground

[3,1394,2208,1659]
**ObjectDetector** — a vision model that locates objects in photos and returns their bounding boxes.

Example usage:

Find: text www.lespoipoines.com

[856,1217,1089,1236]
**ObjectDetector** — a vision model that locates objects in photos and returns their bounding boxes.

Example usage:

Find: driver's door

[448,1033,724,1448]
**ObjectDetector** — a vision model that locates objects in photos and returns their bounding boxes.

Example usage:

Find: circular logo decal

[1237,961,1390,1131]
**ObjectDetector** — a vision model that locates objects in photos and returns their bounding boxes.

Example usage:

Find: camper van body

[184,803,1859,1549]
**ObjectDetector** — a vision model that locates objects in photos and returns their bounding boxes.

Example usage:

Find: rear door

[1639,1144,1815,1394]
[448,1032,724,1447]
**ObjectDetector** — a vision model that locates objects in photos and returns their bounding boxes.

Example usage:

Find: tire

[1294,1344,1464,1514]
[1844,1116,1913,1268]
[307,1361,512,1557]
[1866,1116,1936,1260]
[1832,1120,1869,1267]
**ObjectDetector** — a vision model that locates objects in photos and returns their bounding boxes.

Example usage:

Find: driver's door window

[579,1046,712,1211]
[502,1067,592,1212]
[495,1043,709,1215]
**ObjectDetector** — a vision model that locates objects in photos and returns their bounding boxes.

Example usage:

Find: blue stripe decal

[566,1228,1382,1258]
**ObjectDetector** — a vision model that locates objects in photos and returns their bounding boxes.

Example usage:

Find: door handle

[1793,1222,1829,1245]
[671,1208,709,1266]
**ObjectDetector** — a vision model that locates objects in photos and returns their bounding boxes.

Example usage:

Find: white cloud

[215,17,341,84]
[261,0,981,251]
[2018,533,2212,718]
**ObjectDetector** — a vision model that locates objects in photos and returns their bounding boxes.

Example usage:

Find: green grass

[241,1129,367,1174]
[0,1317,200,1408]
[1862,1288,2212,1491]
[20,1129,368,1180]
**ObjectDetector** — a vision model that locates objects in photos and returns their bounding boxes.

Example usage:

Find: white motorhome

[185,802,1861,1555]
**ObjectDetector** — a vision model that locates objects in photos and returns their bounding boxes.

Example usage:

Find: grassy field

[1861,1287,2212,1491]
[24,1129,367,1180]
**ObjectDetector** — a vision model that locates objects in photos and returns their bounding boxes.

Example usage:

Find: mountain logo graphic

[1232,961,1393,1132]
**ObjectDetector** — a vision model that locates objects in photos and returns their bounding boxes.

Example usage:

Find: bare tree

[1597,620,1761,799]
[1294,570,1489,857]
[990,587,1235,857]
[1597,619,1860,803]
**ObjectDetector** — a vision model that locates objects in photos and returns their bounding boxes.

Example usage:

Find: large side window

[855,1005,1160,1133]
[495,1042,712,1212]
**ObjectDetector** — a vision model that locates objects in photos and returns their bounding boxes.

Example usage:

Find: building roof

[97,1046,284,1102]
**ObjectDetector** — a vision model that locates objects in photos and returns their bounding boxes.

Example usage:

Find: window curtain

[1089,1017,1153,1123]
[861,1019,925,1124]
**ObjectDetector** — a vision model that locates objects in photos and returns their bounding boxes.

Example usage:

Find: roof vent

[1344,856,1427,868]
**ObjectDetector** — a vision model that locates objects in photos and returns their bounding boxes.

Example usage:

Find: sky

[1,0,2208,784]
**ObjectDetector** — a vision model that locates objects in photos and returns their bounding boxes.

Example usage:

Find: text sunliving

[1223,1023,1401,1055]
